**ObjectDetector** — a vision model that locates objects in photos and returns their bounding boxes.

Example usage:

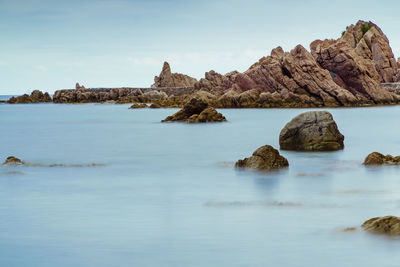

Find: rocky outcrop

[7,90,52,104]
[129,103,147,109]
[193,20,400,107]
[3,156,23,165]
[364,152,400,165]
[310,20,399,104]
[279,111,344,151]
[362,216,400,235]
[152,62,198,88]
[75,83,85,89]
[162,97,226,123]
[235,145,289,170]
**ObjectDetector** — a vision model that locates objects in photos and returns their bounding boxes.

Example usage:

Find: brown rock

[310,20,397,104]
[364,152,400,165]
[162,97,226,123]
[7,90,52,104]
[75,83,85,89]
[129,103,147,109]
[362,216,400,235]
[279,111,344,151]
[235,145,289,170]
[3,156,23,165]
[152,62,198,88]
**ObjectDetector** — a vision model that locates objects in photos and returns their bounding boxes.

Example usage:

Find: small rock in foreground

[362,216,400,235]
[364,152,400,165]
[129,103,147,109]
[235,145,289,171]
[3,156,23,165]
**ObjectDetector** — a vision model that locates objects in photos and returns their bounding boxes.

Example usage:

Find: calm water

[1,102,400,267]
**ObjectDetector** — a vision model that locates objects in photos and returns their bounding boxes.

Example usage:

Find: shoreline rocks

[152,62,198,88]
[364,152,400,165]
[235,145,289,171]
[279,111,344,151]
[7,90,52,104]
[362,216,400,235]
[129,103,147,109]
[162,97,226,123]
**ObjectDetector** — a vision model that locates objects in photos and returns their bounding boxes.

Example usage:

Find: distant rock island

[7,20,400,107]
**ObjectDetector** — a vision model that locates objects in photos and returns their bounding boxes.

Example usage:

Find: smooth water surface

[1,102,400,266]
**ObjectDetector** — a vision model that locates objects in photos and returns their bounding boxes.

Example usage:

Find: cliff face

[194,20,400,107]
[152,62,198,88]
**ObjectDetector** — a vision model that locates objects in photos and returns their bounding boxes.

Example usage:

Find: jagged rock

[235,145,289,170]
[7,90,52,104]
[152,62,198,88]
[75,83,85,89]
[310,20,397,104]
[362,216,400,235]
[162,97,226,122]
[279,111,344,151]
[3,156,23,165]
[364,152,400,165]
[129,103,147,109]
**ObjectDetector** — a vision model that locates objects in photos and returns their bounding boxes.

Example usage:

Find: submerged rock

[279,111,344,151]
[235,145,289,170]
[362,216,400,235]
[162,97,226,123]
[129,103,147,109]
[3,156,23,165]
[364,152,400,165]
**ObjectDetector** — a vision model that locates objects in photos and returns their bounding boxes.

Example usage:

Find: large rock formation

[310,20,399,104]
[362,216,400,235]
[162,97,226,123]
[194,20,400,107]
[152,62,198,88]
[7,90,52,104]
[364,152,400,165]
[235,145,289,170]
[279,111,344,151]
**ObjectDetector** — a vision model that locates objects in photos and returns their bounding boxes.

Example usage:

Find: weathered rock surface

[193,20,400,107]
[129,103,147,109]
[3,156,23,165]
[279,111,344,151]
[364,152,400,165]
[162,97,226,123]
[311,20,399,104]
[152,62,198,88]
[235,145,289,170]
[7,90,52,104]
[362,216,400,235]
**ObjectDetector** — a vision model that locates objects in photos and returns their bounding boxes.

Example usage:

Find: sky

[1,0,400,94]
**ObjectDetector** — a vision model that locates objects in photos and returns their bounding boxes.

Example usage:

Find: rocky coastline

[6,20,400,108]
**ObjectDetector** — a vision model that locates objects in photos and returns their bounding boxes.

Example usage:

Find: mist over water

[1,103,400,266]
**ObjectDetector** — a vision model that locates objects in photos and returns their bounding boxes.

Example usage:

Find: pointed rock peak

[162,61,171,73]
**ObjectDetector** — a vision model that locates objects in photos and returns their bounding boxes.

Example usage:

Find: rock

[149,103,161,108]
[152,62,198,88]
[3,156,23,165]
[362,216,400,235]
[279,111,344,151]
[7,90,52,104]
[75,83,85,89]
[235,145,289,170]
[310,20,397,104]
[129,103,147,109]
[364,152,400,165]
[162,97,226,122]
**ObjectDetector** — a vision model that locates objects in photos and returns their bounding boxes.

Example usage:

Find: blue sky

[1,0,399,94]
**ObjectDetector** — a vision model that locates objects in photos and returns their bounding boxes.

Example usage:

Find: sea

[1,99,400,266]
